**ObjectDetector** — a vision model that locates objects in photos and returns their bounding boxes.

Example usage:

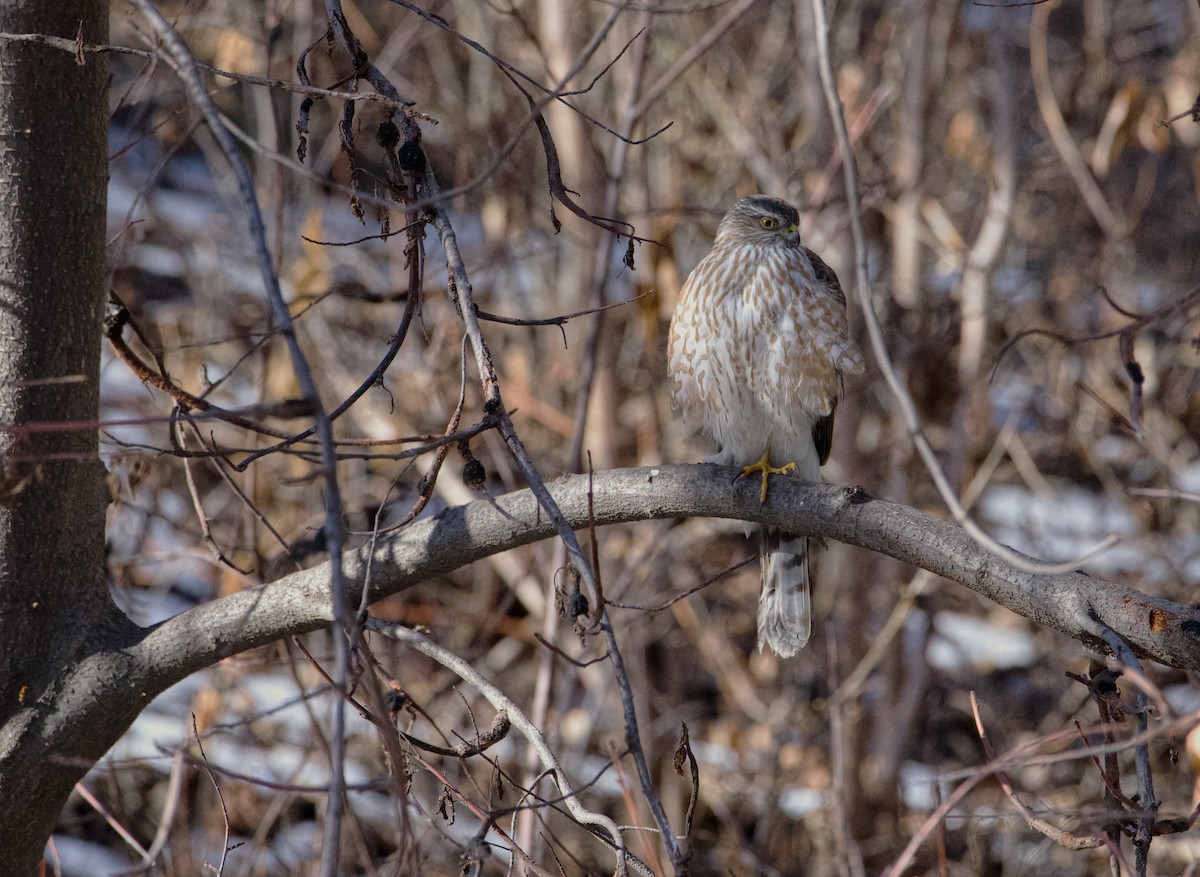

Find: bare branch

[125,4,354,873]
[130,466,1200,691]
[970,692,1105,850]
[1028,0,1126,241]
[364,617,631,875]
[0,30,410,106]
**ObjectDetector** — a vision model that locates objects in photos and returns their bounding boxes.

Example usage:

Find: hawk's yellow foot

[738,449,797,503]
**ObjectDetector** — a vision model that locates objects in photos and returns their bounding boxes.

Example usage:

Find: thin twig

[104,300,295,440]
[191,713,238,874]
[1130,487,1200,504]
[626,0,763,122]
[175,416,253,575]
[386,0,665,146]
[72,782,151,861]
[367,335,470,537]
[956,20,1016,382]
[672,724,699,845]
[830,570,931,706]
[127,5,353,874]
[880,712,1186,877]
[566,4,656,472]
[135,749,187,869]
[827,630,867,877]
[0,31,411,106]
[232,231,425,470]
[365,617,631,875]
[607,555,756,611]
[1080,620,1161,875]
[969,692,1105,850]
[1028,0,1126,241]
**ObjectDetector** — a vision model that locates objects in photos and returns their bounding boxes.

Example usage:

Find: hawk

[667,195,863,657]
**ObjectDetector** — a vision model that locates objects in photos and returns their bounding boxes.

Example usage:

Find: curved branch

[23,464,1200,806]
[129,465,1200,690]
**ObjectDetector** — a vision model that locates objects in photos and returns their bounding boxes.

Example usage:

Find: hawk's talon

[737,449,797,503]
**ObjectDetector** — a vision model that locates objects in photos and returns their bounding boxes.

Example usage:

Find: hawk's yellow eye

[759,216,778,230]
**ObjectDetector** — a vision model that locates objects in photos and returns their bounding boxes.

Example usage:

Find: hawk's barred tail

[757,528,812,657]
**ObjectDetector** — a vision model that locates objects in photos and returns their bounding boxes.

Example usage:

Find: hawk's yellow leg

[738,448,796,503]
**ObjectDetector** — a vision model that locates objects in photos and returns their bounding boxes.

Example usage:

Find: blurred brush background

[61,1,1200,874]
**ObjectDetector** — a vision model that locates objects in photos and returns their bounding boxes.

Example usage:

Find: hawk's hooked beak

[784,223,801,244]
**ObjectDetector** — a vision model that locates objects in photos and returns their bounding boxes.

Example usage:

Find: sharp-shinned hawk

[667,195,863,657]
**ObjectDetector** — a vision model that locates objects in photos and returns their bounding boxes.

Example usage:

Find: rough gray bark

[135,465,1200,675]
[7,463,1193,794]
[0,3,124,873]
[12,457,1198,836]
[4,448,1200,869]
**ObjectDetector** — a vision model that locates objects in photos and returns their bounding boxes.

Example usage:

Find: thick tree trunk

[0,2,116,872]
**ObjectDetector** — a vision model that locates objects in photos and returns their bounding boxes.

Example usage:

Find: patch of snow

[269,821,322,873]
[1163,684,1200,717]
[927,612,1036,673]
[200,737,373,789]
[47,836,135,877]
[1172,461,1200,495]
[100,704,193,769]
[978,483,1148,577]
[899,761,946,811]
[779,786,830,819]
[689,739,739,772]
[129,243,189,278]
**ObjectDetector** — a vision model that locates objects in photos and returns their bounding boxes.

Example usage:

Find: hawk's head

[715,195,801,247]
